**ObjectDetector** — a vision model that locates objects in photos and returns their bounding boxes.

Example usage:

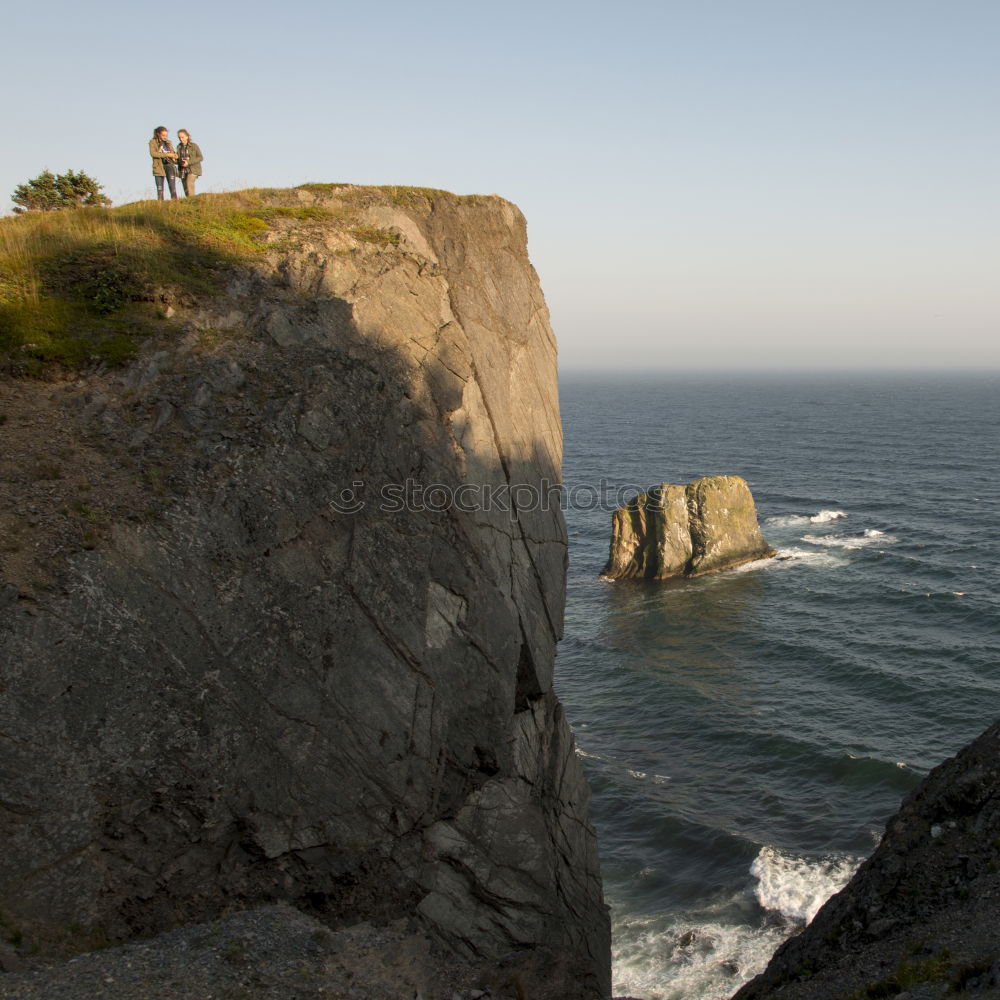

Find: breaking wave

[610,848,861,1000]
[764,546,849,568]
[750,846,861,923]
[802,528,897,550]
[810,509,848,523]
[612,911,788,1000]
[765,509,848,527]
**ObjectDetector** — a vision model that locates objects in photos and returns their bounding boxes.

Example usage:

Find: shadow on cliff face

[0,194,609,997]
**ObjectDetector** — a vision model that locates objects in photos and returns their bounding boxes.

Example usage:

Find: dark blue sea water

[555,372,1000,1000]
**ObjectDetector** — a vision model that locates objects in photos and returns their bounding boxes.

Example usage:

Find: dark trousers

[155,167,178,200]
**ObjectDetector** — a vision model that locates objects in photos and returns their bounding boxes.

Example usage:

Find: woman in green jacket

[149,126,178,200]
[176,130,203,198]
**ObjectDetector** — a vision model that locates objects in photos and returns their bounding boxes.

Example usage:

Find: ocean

[554,372,1000,1000]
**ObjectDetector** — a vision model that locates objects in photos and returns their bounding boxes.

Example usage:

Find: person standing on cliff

[176,129,203,197]
[149,126,178,200]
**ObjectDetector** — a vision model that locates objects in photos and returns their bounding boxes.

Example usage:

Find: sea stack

[602,475,776,580]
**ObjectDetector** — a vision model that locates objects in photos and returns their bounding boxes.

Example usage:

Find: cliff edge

[0,187,610,997]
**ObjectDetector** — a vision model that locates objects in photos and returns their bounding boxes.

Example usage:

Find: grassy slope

[0,184,444,373]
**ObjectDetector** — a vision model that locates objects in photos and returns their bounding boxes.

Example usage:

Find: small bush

[11,169,111,214]
[348,226,400,246]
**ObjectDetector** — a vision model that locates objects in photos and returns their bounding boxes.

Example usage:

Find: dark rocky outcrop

[0,188,609,997]
[732,720,1000,1000]
[0,903,583,1000]
[602,475,775,580]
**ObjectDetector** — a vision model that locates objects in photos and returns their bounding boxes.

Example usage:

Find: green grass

[348,226,401,246]
[385,185,451,207]
[0,183,488,374]
[0,189,346,373]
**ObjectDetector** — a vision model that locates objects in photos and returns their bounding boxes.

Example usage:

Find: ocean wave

[622,769,672,784]
[750,845,861,923]
[764,510,847,528]
[731,547,846,572]
[732,554,783,573]
[609,846,864,999]
[833,752,919,792]
[764,514,811,527]
[802,529,897,550]
[611,911,789,1000]
[765,509,847,528]
[765,546,849,569]
[810,509,848,523]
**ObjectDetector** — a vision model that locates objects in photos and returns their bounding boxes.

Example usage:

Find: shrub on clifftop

[11,170,112,214]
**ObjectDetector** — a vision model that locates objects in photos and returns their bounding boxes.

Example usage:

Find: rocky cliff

[733,720,1000,1000]
[0,187,610,997]
[601,475,775,580]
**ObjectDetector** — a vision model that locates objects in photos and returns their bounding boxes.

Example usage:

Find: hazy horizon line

[559,365,999,377]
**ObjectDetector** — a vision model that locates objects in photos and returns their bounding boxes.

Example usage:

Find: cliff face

[0,189,610,996]
[602,475,774,580]
[733,720,1000,1000]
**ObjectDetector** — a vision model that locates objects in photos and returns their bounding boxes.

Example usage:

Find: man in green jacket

[176,130,204,198]
[149,126,178,200]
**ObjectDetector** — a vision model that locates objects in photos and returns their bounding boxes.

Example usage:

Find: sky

[5,0,999,370]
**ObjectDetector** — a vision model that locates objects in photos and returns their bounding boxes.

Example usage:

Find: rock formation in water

[0,187,610,997]
[601,475,775,580]
[733,719,1000,1000]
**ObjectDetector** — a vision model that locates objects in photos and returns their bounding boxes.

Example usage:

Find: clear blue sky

[6,0,998,370]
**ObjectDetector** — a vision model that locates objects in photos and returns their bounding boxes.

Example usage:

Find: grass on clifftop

[0,185,428,374]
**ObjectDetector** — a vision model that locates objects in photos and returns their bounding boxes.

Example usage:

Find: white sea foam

[750,846,860,923]
[765,509,847,528]
[612,911,789,1000]
[764,514,811,527]
[732,555,780,573]
[810,509,848,523]
[767,546,849,569]
[802,529,897,550]
[682,544,847,575]
[609,849,865,1000]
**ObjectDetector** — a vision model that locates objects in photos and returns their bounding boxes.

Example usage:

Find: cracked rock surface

[0,189,610,998]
